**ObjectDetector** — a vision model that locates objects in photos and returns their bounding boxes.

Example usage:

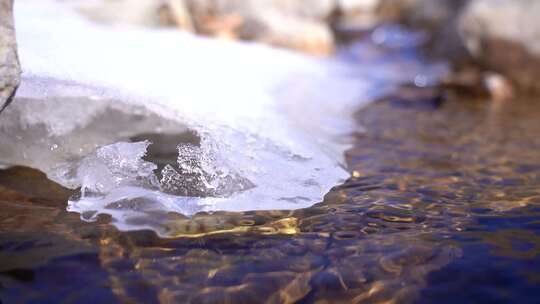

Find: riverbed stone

[0,0,20,113]
[459,0,540,92]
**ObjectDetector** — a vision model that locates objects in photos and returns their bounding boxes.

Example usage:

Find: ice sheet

[0,0,447,236]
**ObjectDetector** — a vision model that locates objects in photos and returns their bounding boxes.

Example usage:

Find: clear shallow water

[2,90,540,303]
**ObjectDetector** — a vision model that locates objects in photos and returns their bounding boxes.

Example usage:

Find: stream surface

[2,88,540,303]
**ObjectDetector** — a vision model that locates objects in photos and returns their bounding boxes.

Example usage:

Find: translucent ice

[77,141,158,195]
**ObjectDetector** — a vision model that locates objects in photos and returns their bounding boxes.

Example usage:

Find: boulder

[0,0,20,113]
[459,0,540,92]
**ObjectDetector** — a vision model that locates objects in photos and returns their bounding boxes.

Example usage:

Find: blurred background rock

[459,0,540,93]
[75,0,458,56]
[2,0,539,96]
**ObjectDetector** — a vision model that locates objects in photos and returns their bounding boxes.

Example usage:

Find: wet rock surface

[3,88,540,302]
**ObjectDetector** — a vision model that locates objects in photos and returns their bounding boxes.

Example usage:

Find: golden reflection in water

[162,215,299,238]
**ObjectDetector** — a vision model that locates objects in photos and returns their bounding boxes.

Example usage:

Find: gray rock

[0,0,20,113]
[459,0,540,92]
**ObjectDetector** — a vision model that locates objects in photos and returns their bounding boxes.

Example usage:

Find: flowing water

[2,1,540,304]
[3,87,540,303]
